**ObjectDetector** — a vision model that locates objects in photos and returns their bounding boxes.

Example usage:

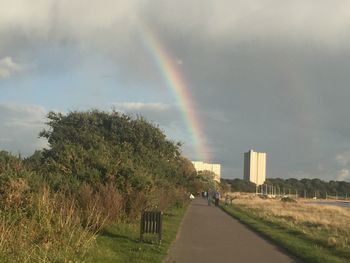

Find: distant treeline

[222,178,350,198]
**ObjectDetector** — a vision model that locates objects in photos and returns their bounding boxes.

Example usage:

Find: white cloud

[0,104,47,155]
[337,169,350,181]
[176,58,183,65]
[112,102,171,112]
[112,101,191,143]
[335,151,350,166]
[111,102,181,127]
[0,57,23,79]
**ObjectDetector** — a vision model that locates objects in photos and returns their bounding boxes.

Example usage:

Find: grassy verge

[220,203,349,263]
[85,205,188,263]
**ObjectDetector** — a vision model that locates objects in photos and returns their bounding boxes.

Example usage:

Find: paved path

[165,198,303,263]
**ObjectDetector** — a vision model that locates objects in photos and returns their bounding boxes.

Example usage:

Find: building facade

[192,161,221,182]
[244,150,266,185]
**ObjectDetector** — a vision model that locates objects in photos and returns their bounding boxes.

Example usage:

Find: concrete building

[244,150,266,185]
[192,161,221,182]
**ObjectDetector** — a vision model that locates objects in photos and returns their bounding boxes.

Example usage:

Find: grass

[0,173,190,262]
[220,194,350,263]
[0,183,97,263]
[85,205,188,263]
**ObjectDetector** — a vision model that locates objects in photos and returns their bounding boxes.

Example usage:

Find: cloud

[112,102,182,128]
[0,104,47,155]
[2,1,350,180]
[0,57,23,79]
[111,101,196,154]
[336,151,350,166]
[113,102,170,111]
[1,0,350,55]
[337,169,350,181]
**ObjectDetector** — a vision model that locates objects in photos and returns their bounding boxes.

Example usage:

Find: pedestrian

[214,191,220,206]
[207,191,212,206]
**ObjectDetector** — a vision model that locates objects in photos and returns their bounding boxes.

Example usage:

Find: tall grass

[224,193,350,262]
[233,195,350,249]
[0,176,189,262]
[0,179,97,262]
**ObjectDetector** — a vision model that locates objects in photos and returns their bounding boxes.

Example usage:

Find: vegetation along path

[165,198,302,263]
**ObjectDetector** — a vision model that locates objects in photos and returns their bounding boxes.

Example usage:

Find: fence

[140,211,162,243]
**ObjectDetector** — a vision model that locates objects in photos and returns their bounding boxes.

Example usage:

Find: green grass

[85,205,188,263]
[220,204,350,263]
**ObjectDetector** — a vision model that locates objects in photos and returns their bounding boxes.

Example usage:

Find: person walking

[207,191,213,206]
[214,191,220,206]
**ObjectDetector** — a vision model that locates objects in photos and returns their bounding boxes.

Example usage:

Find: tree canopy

[222,178,350,198]
[37,110,205,193]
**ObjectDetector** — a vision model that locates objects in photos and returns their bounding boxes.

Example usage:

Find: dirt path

[165,198,303,263]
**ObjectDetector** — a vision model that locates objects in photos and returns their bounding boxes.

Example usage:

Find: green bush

[0,110,216,261]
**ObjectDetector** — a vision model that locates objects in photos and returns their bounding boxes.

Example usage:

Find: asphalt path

[165,198,303,263]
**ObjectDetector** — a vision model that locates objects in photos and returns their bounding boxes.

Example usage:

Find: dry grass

[0,180,98,262]
[78,183,123,229]
[0,176,188,262]
[230,193,350,251]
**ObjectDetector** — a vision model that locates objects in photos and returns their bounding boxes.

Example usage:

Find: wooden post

[140,210,145,242]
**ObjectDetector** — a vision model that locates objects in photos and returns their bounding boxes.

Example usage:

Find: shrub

[281,196,297,203]
[78,182,123,229]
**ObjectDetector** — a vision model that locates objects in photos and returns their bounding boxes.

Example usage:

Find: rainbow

[141,27,209,161]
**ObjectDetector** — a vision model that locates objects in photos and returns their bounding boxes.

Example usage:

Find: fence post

[140,210,144,242]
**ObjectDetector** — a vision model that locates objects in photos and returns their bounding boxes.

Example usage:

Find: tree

[38,110,200,195]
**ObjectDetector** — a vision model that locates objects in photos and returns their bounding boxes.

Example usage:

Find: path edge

[162,200,193,263]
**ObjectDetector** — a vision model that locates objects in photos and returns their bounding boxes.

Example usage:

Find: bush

[0,110,216,261]
[78,182,123,229]
[281,196,297,203]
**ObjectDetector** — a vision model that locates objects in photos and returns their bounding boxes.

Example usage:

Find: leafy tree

[223,177,350,198]
[222,178,256,192]
[38,110,202,198]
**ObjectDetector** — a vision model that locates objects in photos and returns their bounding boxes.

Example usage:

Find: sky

[1,0,350,181]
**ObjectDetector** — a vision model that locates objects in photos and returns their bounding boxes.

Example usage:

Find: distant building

[244,150,266,185]
[192,161,221,182]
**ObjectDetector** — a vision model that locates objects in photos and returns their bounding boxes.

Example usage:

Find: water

[306,201,350,208]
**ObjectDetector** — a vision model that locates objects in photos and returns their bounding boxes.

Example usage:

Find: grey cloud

[336,151,350,166]
[2,1,350,59]
[2,1,350,180]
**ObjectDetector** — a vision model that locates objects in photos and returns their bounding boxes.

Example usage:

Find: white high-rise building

[244,150,266,185]
[192,161,221,182]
